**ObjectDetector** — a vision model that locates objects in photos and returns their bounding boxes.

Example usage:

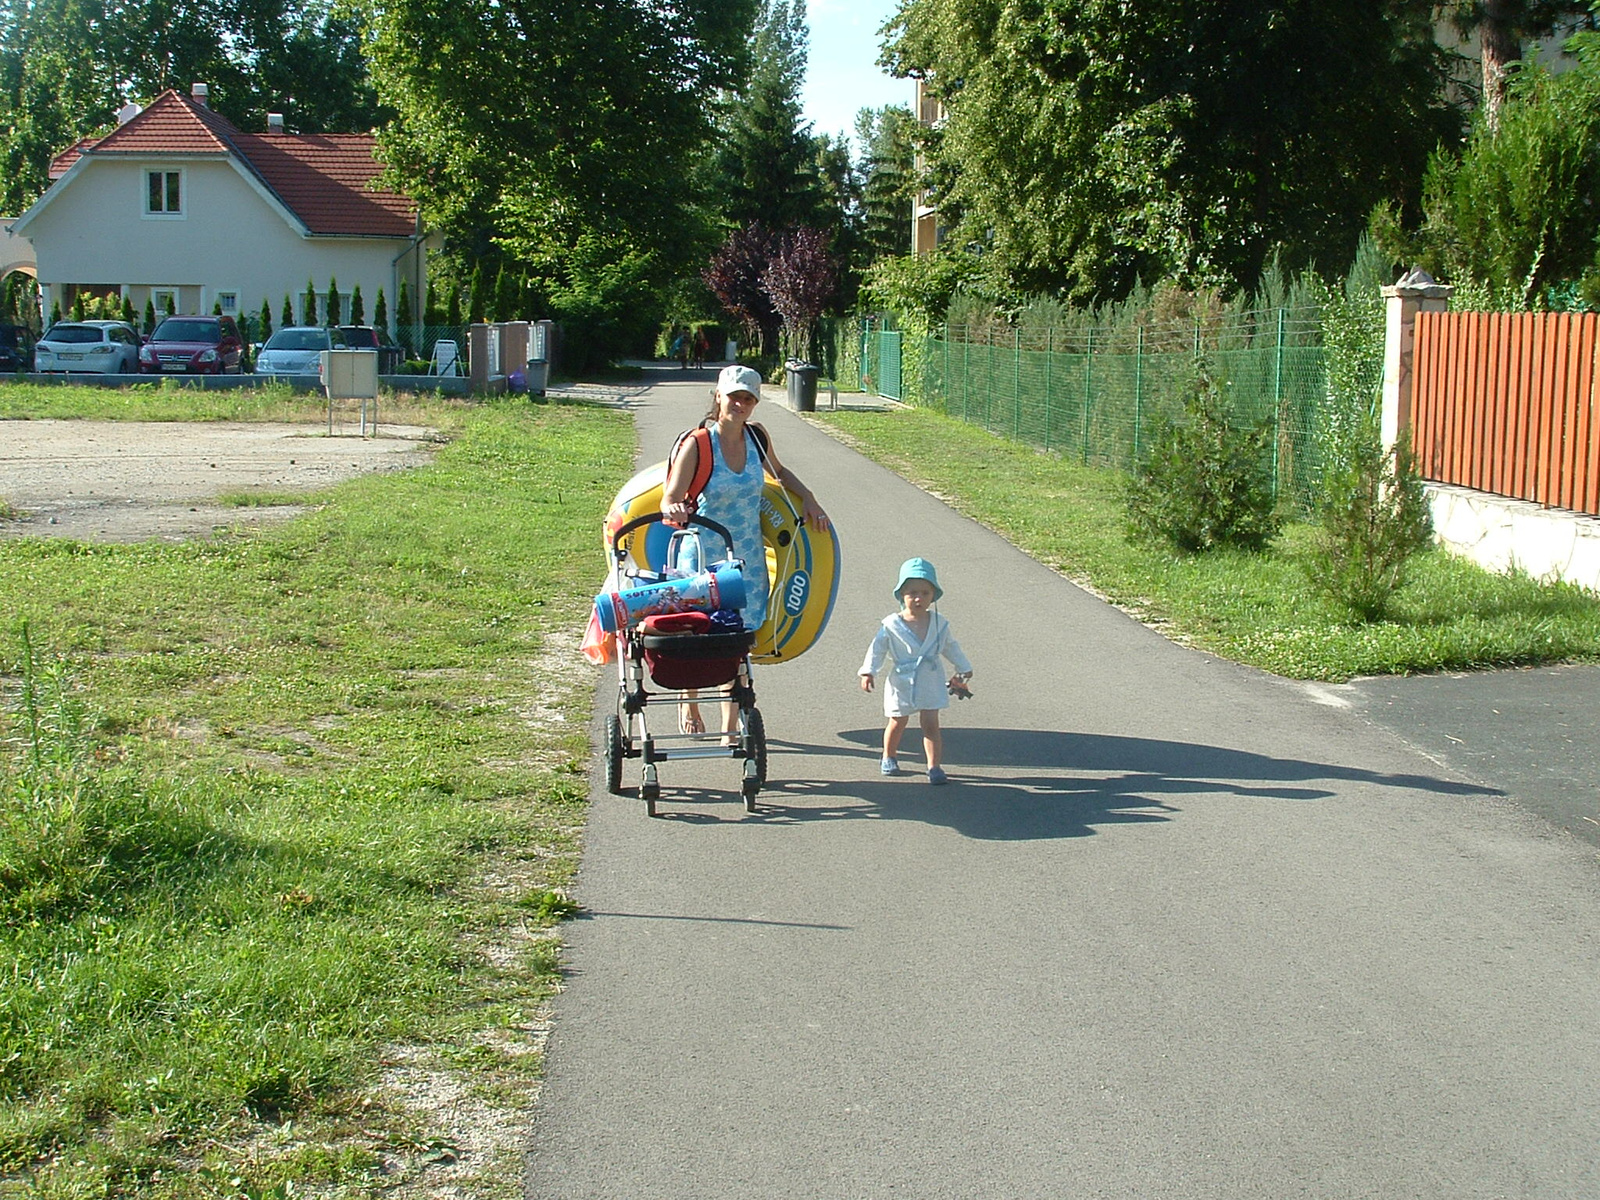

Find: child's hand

[859,673,874,693]
[947,673,973,700]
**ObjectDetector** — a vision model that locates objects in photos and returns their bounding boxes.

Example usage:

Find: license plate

[61,352,84,360]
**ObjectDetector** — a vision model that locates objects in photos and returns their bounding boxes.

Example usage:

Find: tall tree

[368,0,756,368]
[1379,22,1600,300]
[884,0,1459,303]
[715,0,827,230]
[1440,1,1595,127]
[855,104,914,264]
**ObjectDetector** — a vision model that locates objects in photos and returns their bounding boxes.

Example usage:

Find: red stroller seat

[639,612,754,690]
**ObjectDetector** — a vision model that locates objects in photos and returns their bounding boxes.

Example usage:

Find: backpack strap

[669,426,715,505]
[669,423,774,506]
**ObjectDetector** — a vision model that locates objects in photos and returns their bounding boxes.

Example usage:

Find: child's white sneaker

[880,757,899,776]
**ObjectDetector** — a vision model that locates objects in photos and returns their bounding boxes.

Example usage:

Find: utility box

[322,350,378,400]
[322,350,380,436]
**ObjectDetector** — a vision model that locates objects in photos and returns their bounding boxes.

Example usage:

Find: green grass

[0,393,630,1198]
[822,405,1600,681]
[0,380,469,425]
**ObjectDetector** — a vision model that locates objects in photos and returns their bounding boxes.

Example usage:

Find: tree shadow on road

[697,727,1506,841]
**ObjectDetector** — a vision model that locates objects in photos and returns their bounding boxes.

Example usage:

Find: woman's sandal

[679,706,706,736]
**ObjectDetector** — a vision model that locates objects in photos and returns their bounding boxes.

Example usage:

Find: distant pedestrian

[859,558,972,784]
[692,328,709,368]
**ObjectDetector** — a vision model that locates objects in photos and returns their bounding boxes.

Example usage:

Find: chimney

[267,113,284,132]
[191,82,209,107]
[116,102,141,126]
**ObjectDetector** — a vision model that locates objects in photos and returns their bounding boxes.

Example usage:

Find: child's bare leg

[883,716,910,760]
[920,709,943,769]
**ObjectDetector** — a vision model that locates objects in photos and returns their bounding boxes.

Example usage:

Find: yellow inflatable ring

[603,461,841,664]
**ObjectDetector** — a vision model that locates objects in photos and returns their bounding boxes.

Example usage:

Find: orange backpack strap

[669,425,716,505]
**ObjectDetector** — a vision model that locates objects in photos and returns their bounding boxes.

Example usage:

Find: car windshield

[264,329,328,352]
[43,325,107,345]
[153,320,220,343]
[340,328,378,348]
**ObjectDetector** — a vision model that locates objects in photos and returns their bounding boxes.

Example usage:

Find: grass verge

[0,380,468,426]
[820,405,1600,681]
[1,394,628,1199]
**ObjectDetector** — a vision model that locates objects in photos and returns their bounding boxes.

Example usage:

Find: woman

[663,363,829,736]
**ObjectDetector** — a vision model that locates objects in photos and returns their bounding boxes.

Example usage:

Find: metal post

[1013,326,1021,439]
[1134,326,1144,465]
[1044,326,1053,451]
[962,328,970,423]
[1082,327,1093,464]
[1272,307,1285,498]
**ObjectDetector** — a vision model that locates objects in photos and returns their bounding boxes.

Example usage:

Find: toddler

[859,558,972,784]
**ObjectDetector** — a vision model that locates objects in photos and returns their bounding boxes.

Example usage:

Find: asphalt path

[527,369,1600,1199]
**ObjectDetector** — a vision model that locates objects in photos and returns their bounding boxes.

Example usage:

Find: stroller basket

[640,613,752,689]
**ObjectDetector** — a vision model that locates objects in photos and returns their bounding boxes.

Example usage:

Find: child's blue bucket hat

[894,557,942,601]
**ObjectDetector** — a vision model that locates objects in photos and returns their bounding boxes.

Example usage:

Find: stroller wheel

[604,714,625,796]
[745,706,768,788]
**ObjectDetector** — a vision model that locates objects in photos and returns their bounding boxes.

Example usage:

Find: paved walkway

[527,371,1600,1199]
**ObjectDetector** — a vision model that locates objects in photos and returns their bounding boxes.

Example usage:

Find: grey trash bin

[525,357,548,396]
[785,359,819,412]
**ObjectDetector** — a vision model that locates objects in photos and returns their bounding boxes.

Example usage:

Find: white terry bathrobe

[859,611,972,718]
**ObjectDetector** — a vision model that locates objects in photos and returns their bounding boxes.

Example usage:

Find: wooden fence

[1412,310,1600,517]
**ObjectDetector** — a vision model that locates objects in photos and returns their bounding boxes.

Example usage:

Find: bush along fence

[863,306,1333,510]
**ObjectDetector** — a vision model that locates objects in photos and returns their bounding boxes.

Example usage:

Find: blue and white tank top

[679,427,768,631]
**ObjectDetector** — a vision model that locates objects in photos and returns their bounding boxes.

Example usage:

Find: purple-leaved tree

[704,224,781,357]
[760,227,834,364]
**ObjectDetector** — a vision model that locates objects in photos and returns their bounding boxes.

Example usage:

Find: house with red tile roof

[7,84,434,334]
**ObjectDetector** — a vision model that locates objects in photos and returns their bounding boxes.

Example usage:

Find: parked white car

[34,320,142,374]
[255,326,347,377]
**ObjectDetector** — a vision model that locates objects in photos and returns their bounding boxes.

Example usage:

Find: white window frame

[214,290,239,316]
[151,287,180,317]
[143,168,185,219]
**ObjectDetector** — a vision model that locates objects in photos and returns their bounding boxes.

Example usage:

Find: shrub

[1125,361,1282,553]
[1309,406,1434,621]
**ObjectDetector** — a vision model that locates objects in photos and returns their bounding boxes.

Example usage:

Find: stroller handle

[610,511,737,559]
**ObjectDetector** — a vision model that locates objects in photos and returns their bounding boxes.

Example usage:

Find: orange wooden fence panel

[1412,310,1600,518]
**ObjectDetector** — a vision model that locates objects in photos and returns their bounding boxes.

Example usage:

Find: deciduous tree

[883,0,1458,303]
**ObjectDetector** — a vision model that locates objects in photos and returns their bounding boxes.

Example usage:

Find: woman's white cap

[717,364,763,397]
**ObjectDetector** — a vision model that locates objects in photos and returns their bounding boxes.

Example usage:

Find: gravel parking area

[0,419,436,542]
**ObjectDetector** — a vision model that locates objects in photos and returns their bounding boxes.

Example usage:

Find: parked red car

[139,315,244,374]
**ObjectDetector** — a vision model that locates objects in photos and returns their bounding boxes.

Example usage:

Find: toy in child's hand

[948,675,974,700]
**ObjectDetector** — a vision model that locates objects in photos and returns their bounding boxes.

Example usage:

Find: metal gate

[877,330,902,402]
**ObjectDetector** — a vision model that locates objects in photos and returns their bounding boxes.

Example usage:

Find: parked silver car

[255,326,347,377]
[34,320,141,374]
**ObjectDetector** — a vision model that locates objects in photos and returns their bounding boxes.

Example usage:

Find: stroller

[601,513,768,817]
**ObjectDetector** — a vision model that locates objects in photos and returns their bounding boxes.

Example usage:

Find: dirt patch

[0,419,437,542]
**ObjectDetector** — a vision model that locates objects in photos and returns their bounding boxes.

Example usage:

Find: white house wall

[27,156,412,322]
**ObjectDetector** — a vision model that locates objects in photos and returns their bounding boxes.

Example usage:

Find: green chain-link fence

[881,306,1330,508]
